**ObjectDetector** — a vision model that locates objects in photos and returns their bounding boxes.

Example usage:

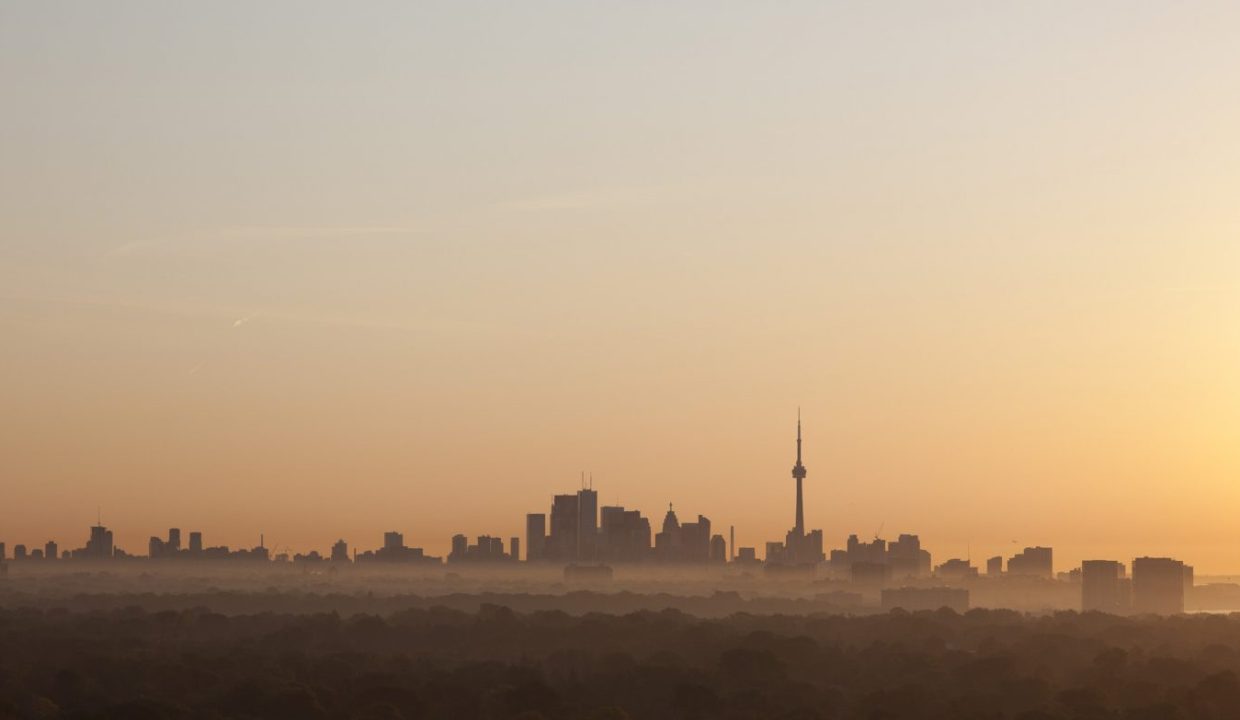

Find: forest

[3,602,1240,719]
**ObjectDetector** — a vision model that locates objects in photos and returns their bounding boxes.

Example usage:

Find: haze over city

[4,1,1240,574]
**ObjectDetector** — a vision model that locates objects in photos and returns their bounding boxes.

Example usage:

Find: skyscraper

[1132,557,1186,615]
[168,528,182,552]
[1082,560,1127,613]
[548,494,579,561]
[525,513,546,561]
[85,524,113,559]
[577,486,598,561]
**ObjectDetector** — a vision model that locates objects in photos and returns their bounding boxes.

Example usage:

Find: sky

[3,1,1240,572]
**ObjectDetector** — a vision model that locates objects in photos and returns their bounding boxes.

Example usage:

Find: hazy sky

[3,2,1240,572]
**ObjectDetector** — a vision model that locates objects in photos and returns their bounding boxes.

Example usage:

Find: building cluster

[149,527,270,561]
[1081,557,1194,615]
[513,484,727,565]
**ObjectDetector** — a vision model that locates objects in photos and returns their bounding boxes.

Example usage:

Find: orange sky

[3,3,1240,572]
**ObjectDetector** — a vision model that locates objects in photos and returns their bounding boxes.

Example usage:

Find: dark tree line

[3,604,1240,719]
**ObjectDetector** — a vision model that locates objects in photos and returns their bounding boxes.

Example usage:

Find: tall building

[0,543,5,561]
[14,545,27,561]
[599,506,651,562]
[1082,560,1127,613]
[43,541,57,561]
[888,534,931,578]
[986,556,1003,576]
[525,513,547,562]
[577,486,598,562]
[85,524,114,559]
[331,539,349,562]
[450,534,468,560]
[149,537,164,558]
[1007,547,1053,578]
[1132,557,1186,615]
[189,532,203,553]
[168,528,182,552]
[510,537,520,563]
[383,532,404,552]
[548,494,579,561]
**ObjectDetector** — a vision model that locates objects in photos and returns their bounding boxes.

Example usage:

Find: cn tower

[792,411,806,536]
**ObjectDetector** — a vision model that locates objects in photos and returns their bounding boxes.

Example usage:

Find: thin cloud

[496,184,684,212]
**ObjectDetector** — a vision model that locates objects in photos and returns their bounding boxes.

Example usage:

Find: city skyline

[5,3,1240,574]
[0,416,1215,584]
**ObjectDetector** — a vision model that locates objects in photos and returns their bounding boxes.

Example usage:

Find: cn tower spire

[792,409,806,536]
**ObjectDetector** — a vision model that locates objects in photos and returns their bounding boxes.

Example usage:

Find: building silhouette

[355,531,438,563]
[189,531,203,554]
[829,533,931,580]
[935,558,978,579]
[986,556,1003,576]
[1082,560,1129,613]
[1132,557,1187,615]
[331,539,349,562]
[598,505,652,562]
[525,513,546,561]
[548,493,579,561]
[1007,546,1053,578]
[578,485,598,562]
[653,505,713,563]
[83,524,114,559]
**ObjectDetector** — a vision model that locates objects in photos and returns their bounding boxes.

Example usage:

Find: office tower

[1082,560,1127,613]
[42,541,56,561]
[510,537,519,562]
[86,524,114,559]
[14,545,27,561]
[1007,547,1053,578]
[737,547,757,563]
[888,534,930,578]
[383,532,404,552]
[0,543,5,561]
[450,534,468,560]
[730,526,735,562]
[149,537,164,558]
[189,532,203,553]
[525,513,547,561]
[1132,557,1186,615]
[598,506,652,562]
[577,486,598,561]
[549,494,579,561]
[168,528,182,552]
[710,534,727,564]
[331,539,349,562]
[987,556,1003,576]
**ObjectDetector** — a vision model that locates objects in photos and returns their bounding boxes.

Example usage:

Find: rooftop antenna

[589,472,593,490]
[874,521,884,541]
